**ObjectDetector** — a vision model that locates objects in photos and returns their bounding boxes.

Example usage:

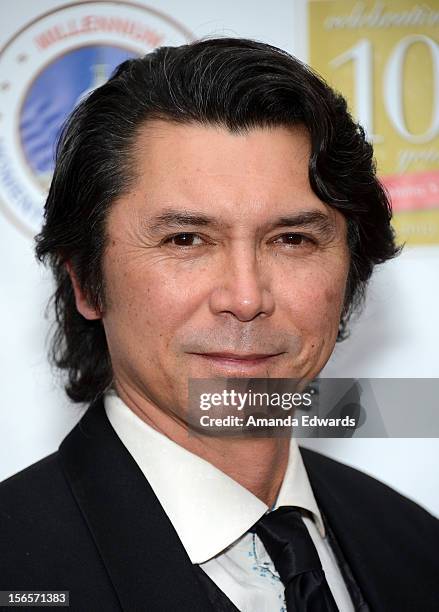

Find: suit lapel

[301,447,390,612]
[58,400,214,612]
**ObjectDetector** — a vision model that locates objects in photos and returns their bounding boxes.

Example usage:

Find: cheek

[105,262,200,348]
[279,268,347,337]
[323,283,346,315]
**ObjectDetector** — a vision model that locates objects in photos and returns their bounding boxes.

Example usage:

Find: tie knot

[251,506,322,585]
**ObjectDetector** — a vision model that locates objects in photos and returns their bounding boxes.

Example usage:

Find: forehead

[133,119,311,183]
[117,119,336,228]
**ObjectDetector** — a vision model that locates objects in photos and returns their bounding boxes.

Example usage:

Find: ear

[65,261,102,321]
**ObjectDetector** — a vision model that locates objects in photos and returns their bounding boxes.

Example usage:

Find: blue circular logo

[0,2,192,235]
[20,45,137,188]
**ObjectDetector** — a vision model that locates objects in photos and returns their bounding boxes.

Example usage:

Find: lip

[198,352,282,360]
[192,352,284,372]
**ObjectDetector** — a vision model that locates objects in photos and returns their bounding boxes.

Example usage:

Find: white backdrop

[0,0,438,517]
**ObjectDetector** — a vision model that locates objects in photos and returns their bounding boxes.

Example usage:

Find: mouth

[191,352,285,372]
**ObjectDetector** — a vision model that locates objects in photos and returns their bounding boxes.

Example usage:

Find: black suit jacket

[0,400,438,611]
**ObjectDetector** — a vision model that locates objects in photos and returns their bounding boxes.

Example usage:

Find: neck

[114,382,290,507]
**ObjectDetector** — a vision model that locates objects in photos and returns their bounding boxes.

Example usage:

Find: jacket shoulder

[0,452,69,529]
[0,452,116,607]
[301,447,439,610]
[301,446,437,520]
[300,443,439,588]
[1,451,61,492]
[0,452,82,560]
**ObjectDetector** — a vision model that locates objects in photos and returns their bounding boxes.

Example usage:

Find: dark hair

[35,37,400,404]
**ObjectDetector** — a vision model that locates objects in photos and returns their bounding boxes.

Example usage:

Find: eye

[163,232,205,247]
[273,233,313,247]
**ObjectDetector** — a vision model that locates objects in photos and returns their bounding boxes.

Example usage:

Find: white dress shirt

[105,392,354,612]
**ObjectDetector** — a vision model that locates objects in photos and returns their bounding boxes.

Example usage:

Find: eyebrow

[147,208,336,235]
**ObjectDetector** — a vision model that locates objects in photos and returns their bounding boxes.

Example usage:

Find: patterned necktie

[251,506,339,611]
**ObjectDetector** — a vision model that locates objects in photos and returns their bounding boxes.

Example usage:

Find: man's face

[90,121,349,420]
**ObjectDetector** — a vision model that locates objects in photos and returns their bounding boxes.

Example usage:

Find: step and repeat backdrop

[0,0,438,515]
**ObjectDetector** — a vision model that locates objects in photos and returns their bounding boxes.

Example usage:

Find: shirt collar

[104,392,325,564]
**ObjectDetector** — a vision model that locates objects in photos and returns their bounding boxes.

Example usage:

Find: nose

[208,245,275,322]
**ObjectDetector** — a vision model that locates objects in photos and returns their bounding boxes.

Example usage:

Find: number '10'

[331,35,439,144]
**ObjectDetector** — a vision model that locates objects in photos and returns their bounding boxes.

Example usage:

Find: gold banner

[309,0,439,245]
